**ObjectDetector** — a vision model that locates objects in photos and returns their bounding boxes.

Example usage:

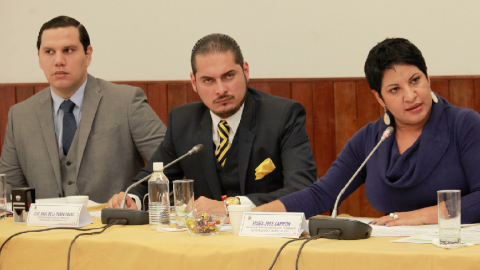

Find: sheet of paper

[36,197,101,207]
[463,224,480,232]
[371,224,439,237]
[336,216,475,237]
[392,228,480,245]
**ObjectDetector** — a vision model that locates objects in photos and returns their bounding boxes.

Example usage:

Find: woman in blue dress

[255,38,480,225]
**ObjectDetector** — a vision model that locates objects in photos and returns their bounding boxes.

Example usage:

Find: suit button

[223,173,228,178]
[66,161,72,166]
[67,180,74,185]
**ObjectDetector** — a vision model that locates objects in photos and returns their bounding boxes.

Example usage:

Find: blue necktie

[60,99,77,155]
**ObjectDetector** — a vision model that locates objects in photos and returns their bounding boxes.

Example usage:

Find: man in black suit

[108,34,316,213]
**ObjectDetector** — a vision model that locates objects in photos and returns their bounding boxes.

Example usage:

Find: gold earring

[431,90,438,103]
[383,108,391,126]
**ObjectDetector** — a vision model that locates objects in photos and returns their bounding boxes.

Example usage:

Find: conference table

[1,212,479,270]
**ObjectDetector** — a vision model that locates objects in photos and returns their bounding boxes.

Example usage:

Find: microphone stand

[101,144,204,225]
[309,127,394,240]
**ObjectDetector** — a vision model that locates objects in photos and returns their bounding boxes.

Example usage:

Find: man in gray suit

[0,16,166,203]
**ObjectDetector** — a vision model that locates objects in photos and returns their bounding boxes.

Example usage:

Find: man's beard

[208,73,248,119]
[212,89,247,118]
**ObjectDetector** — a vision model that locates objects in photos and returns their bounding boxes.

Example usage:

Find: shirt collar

[210,102,245,133]
[51,78,87,115]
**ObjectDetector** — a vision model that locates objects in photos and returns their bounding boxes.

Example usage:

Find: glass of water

[0,174,6,220]
[173,180,194,229]
[438,190,461,244]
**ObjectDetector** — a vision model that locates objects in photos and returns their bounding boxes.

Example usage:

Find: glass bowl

[184,213,227,236]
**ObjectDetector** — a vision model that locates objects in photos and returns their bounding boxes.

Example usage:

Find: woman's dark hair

[364,38,428,97]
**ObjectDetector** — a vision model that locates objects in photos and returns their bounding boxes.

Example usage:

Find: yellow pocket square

[255,158,276,180]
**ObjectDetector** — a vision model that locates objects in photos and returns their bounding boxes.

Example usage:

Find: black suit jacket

[130,88,316,206]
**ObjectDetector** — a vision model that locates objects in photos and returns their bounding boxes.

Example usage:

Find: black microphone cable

[67,221,119,270]
[268,229,341,270]
[295,230,341,270]
[0,221,121,270]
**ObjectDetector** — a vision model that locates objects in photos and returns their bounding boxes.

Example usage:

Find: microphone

[101,144,204,225]
[309,126,394,240]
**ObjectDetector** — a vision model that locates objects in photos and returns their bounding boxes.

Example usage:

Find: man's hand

[106,192,137,209]
[194,196,226,214]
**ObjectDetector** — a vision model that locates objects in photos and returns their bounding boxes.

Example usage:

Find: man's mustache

[213,95,235,103]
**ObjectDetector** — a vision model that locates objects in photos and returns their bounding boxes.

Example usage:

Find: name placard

[27,204,93,227]
[239,212,307,238]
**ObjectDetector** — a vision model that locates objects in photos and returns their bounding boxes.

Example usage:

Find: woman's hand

[370,205,438,226]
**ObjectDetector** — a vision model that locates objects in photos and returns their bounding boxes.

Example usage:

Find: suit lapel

[36,88,62,192]
[237,90,256,195]
[198,110,223,200]
[75,75,103,177]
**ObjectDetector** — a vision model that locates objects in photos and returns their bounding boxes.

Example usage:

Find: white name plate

[27,204,93,227]
[239,212,308,238]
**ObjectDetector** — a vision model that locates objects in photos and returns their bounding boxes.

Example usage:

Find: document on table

[336,217,434,237]
[392,225,480,244]
[337,216,477,237]
[372,224,440,237]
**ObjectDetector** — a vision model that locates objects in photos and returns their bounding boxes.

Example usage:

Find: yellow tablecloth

[1,217,479,270]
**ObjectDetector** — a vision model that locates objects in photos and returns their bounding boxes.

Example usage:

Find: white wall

[1,0,479,83]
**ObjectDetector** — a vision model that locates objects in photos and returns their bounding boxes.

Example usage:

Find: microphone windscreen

[193,144,204,153]
[384,126,394,137]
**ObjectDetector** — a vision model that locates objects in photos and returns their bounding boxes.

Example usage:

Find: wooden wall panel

[2,75,480,218]
[431,79,449,101]
[248,82,269,94]
[128,83,148,96]
[16,86,35,103]
[334,81,361,216]
[357,80,381,128]
[475,80,480,114]
[291,83,314,149]
[312,81,336,216]
[167,84,188,112]
[356,80,384,218]
[312,82,335,178]
[35,84,49,94]
[334,82,358,155]
[0,85,16,148]
[186,84,202,104]
[449,79,474,109]
[147,83,168,124]
[270,82,291,99]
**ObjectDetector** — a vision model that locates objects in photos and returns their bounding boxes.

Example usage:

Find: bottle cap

[153,162,163,172]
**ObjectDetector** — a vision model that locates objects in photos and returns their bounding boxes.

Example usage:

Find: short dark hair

[191,33,244,75]
[364,38,428,96]
[37,16,90,53]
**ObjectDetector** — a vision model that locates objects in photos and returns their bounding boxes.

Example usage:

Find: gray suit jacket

[0,74,166,202]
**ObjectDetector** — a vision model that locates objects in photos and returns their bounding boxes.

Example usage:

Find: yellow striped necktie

[216,120,230,167]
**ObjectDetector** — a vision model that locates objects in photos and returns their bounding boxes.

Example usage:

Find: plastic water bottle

[148,162,170,230]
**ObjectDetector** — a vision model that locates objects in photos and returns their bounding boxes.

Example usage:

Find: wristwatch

[222,195,241,215]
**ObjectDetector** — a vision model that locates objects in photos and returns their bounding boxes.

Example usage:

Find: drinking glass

[438,190,461,244]
[173,180,194,229]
